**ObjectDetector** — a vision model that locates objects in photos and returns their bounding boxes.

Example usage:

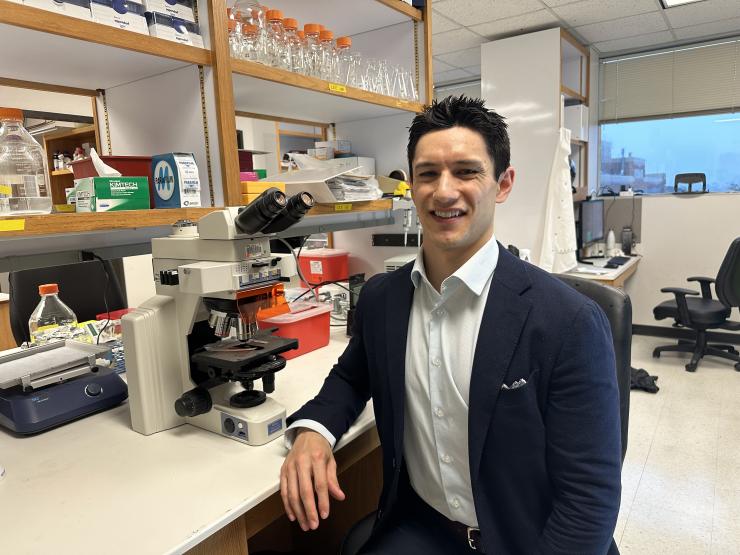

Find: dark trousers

[359,484,477,555]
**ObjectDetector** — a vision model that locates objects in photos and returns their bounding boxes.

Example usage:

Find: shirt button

[442,454,452,464]
[438,309,446,317]
[451,498,461,509]
[434,407,445,418]
[432,357,441,367]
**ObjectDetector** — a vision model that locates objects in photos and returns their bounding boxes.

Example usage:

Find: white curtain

[539,127,578,273]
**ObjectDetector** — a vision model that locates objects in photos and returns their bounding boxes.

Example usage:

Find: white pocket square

[501,378,527,390]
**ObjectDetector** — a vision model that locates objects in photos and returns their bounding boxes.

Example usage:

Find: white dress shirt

[286,236,500,528]
[404,235,498,527]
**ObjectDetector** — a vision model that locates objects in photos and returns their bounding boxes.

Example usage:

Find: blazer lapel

[385,265,415,456]
[468,247,532,481]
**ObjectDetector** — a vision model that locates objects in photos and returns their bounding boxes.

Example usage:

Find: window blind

[600,38,740,122]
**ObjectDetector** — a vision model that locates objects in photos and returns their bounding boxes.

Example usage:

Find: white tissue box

[145,12,204,47]
[23,0,92,20]
[90,0,148,34]
[141,0,195,23]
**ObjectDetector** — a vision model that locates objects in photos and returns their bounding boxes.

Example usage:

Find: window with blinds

[600,38,740,122]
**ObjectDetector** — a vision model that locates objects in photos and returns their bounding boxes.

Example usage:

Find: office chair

[652,237,740,372]
[8,260,127,345]
[340,276,633,555]
[674,173,706,193]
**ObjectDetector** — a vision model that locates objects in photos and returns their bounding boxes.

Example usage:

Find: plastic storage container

[298,248,349,286]
[257,302,332,359]
[28,284,79,345]
[0,107,52,215]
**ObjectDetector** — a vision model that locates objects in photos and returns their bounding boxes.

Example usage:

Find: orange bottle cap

[39,283,59,295]
[318,24,325,31]
[319,30,333,41]
[266,9,283,21]
[0,107,23,121]
[228,20,236,31]
[283,17,298,30]
[336,36,351,47]
[304,23,320,34]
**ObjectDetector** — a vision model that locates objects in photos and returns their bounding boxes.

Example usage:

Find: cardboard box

[307,147,334,160]
[145,12,204,47]
[23,0,92,20]
[266,164,361,203]
[333,157,375,176]
[315,140,351,153]
[151,152,202,208]
[240,181,285,194]
[90,0,148,34]
[75,177,150,212]
[141,0,195,22]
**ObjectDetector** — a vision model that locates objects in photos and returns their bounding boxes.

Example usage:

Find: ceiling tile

[432,10,462,34]
[539,0,583,6]
[436,46,481,68]
[433,0,543,27]
[553,0,660,28]
[469,9,559,40]
[575,12,668,44]
[431,58,457,73]
[432,27,487,55]
[434,68,476,85]
[593,30,675,53]
[463,65,482,77]
[663,0,740,28]
[672,16,740,39]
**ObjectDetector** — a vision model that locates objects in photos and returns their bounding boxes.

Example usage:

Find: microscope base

[188,385,286,446]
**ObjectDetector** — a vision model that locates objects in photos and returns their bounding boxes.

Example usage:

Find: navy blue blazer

[289,246,622,554]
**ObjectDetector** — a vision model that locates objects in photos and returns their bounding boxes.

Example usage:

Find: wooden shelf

[231,59,424,123]
[375,0,423,21]
[561,85,586,105]
[51,169,74,176]
[0,0,211,89]
[0,208,219,238]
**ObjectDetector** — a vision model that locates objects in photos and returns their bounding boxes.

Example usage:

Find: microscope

[123,188,314,445]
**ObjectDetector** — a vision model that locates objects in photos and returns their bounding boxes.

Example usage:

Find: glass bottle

[265,9,290,70]
[303,23,322,77]
[282,18,304,74]
[334,36,353,84]
[227,19,242,58]
[0,107,51,215]
[28,283,79,345]
[318,30,336,81]
[241,23,262,63]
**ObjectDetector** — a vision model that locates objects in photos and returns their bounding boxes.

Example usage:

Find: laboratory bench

[566,254,641,289]
[0,328,380,554]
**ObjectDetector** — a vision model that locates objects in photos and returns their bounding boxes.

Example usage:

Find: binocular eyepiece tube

[234,187,315,235]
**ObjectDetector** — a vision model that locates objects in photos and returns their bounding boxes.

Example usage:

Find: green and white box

[75,176,150,212]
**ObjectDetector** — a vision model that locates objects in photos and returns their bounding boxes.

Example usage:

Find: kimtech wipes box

[75,177,150,212]
[151,153,202,208]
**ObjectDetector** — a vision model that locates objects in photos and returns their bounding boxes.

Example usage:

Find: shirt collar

[410,235,499,296]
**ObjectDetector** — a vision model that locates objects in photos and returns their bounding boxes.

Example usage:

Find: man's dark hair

[407,95,510,180]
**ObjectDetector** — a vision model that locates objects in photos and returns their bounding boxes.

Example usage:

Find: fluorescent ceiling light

[660,0,707,7]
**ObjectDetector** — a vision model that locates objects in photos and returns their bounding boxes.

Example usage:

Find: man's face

[410,126,513,258]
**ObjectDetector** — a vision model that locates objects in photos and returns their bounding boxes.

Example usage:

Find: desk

[567,255,641,289]
[0,293,16,351]
[0,329,379,554]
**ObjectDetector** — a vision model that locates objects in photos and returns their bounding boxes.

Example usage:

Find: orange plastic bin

[257,302,332,359]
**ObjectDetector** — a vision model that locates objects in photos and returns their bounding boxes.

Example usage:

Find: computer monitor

[577,199,604,248]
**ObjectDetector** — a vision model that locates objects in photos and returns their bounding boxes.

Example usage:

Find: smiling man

[280,96,622,554]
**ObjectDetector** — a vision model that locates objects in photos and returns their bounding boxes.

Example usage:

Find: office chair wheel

[735,362,740,372]
[685,363,697,372]
[653,349,661,358]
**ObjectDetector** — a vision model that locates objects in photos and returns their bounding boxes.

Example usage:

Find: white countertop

[0,329,372,555]
[567,254,641,280]
[0,292,9,302]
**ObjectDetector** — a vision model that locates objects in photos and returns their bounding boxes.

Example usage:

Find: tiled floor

[617,335,740,554]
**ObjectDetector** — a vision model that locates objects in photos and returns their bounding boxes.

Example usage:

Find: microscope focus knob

[174,387,212,417]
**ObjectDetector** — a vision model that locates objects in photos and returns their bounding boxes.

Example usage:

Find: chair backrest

[556,275,632,461]
[674,172,706,193]
[9,260,126,345]
[716,237,740,309]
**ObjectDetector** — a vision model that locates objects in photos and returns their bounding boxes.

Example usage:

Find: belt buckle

[467,527,481,550]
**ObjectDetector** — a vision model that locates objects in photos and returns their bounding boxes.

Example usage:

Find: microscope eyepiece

[234,187,287,235]
[260,191,315,234]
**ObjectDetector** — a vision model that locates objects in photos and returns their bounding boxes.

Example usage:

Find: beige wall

[626,193,740,326]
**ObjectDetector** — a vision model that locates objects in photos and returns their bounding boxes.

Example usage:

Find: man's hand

[280,429,346,531]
